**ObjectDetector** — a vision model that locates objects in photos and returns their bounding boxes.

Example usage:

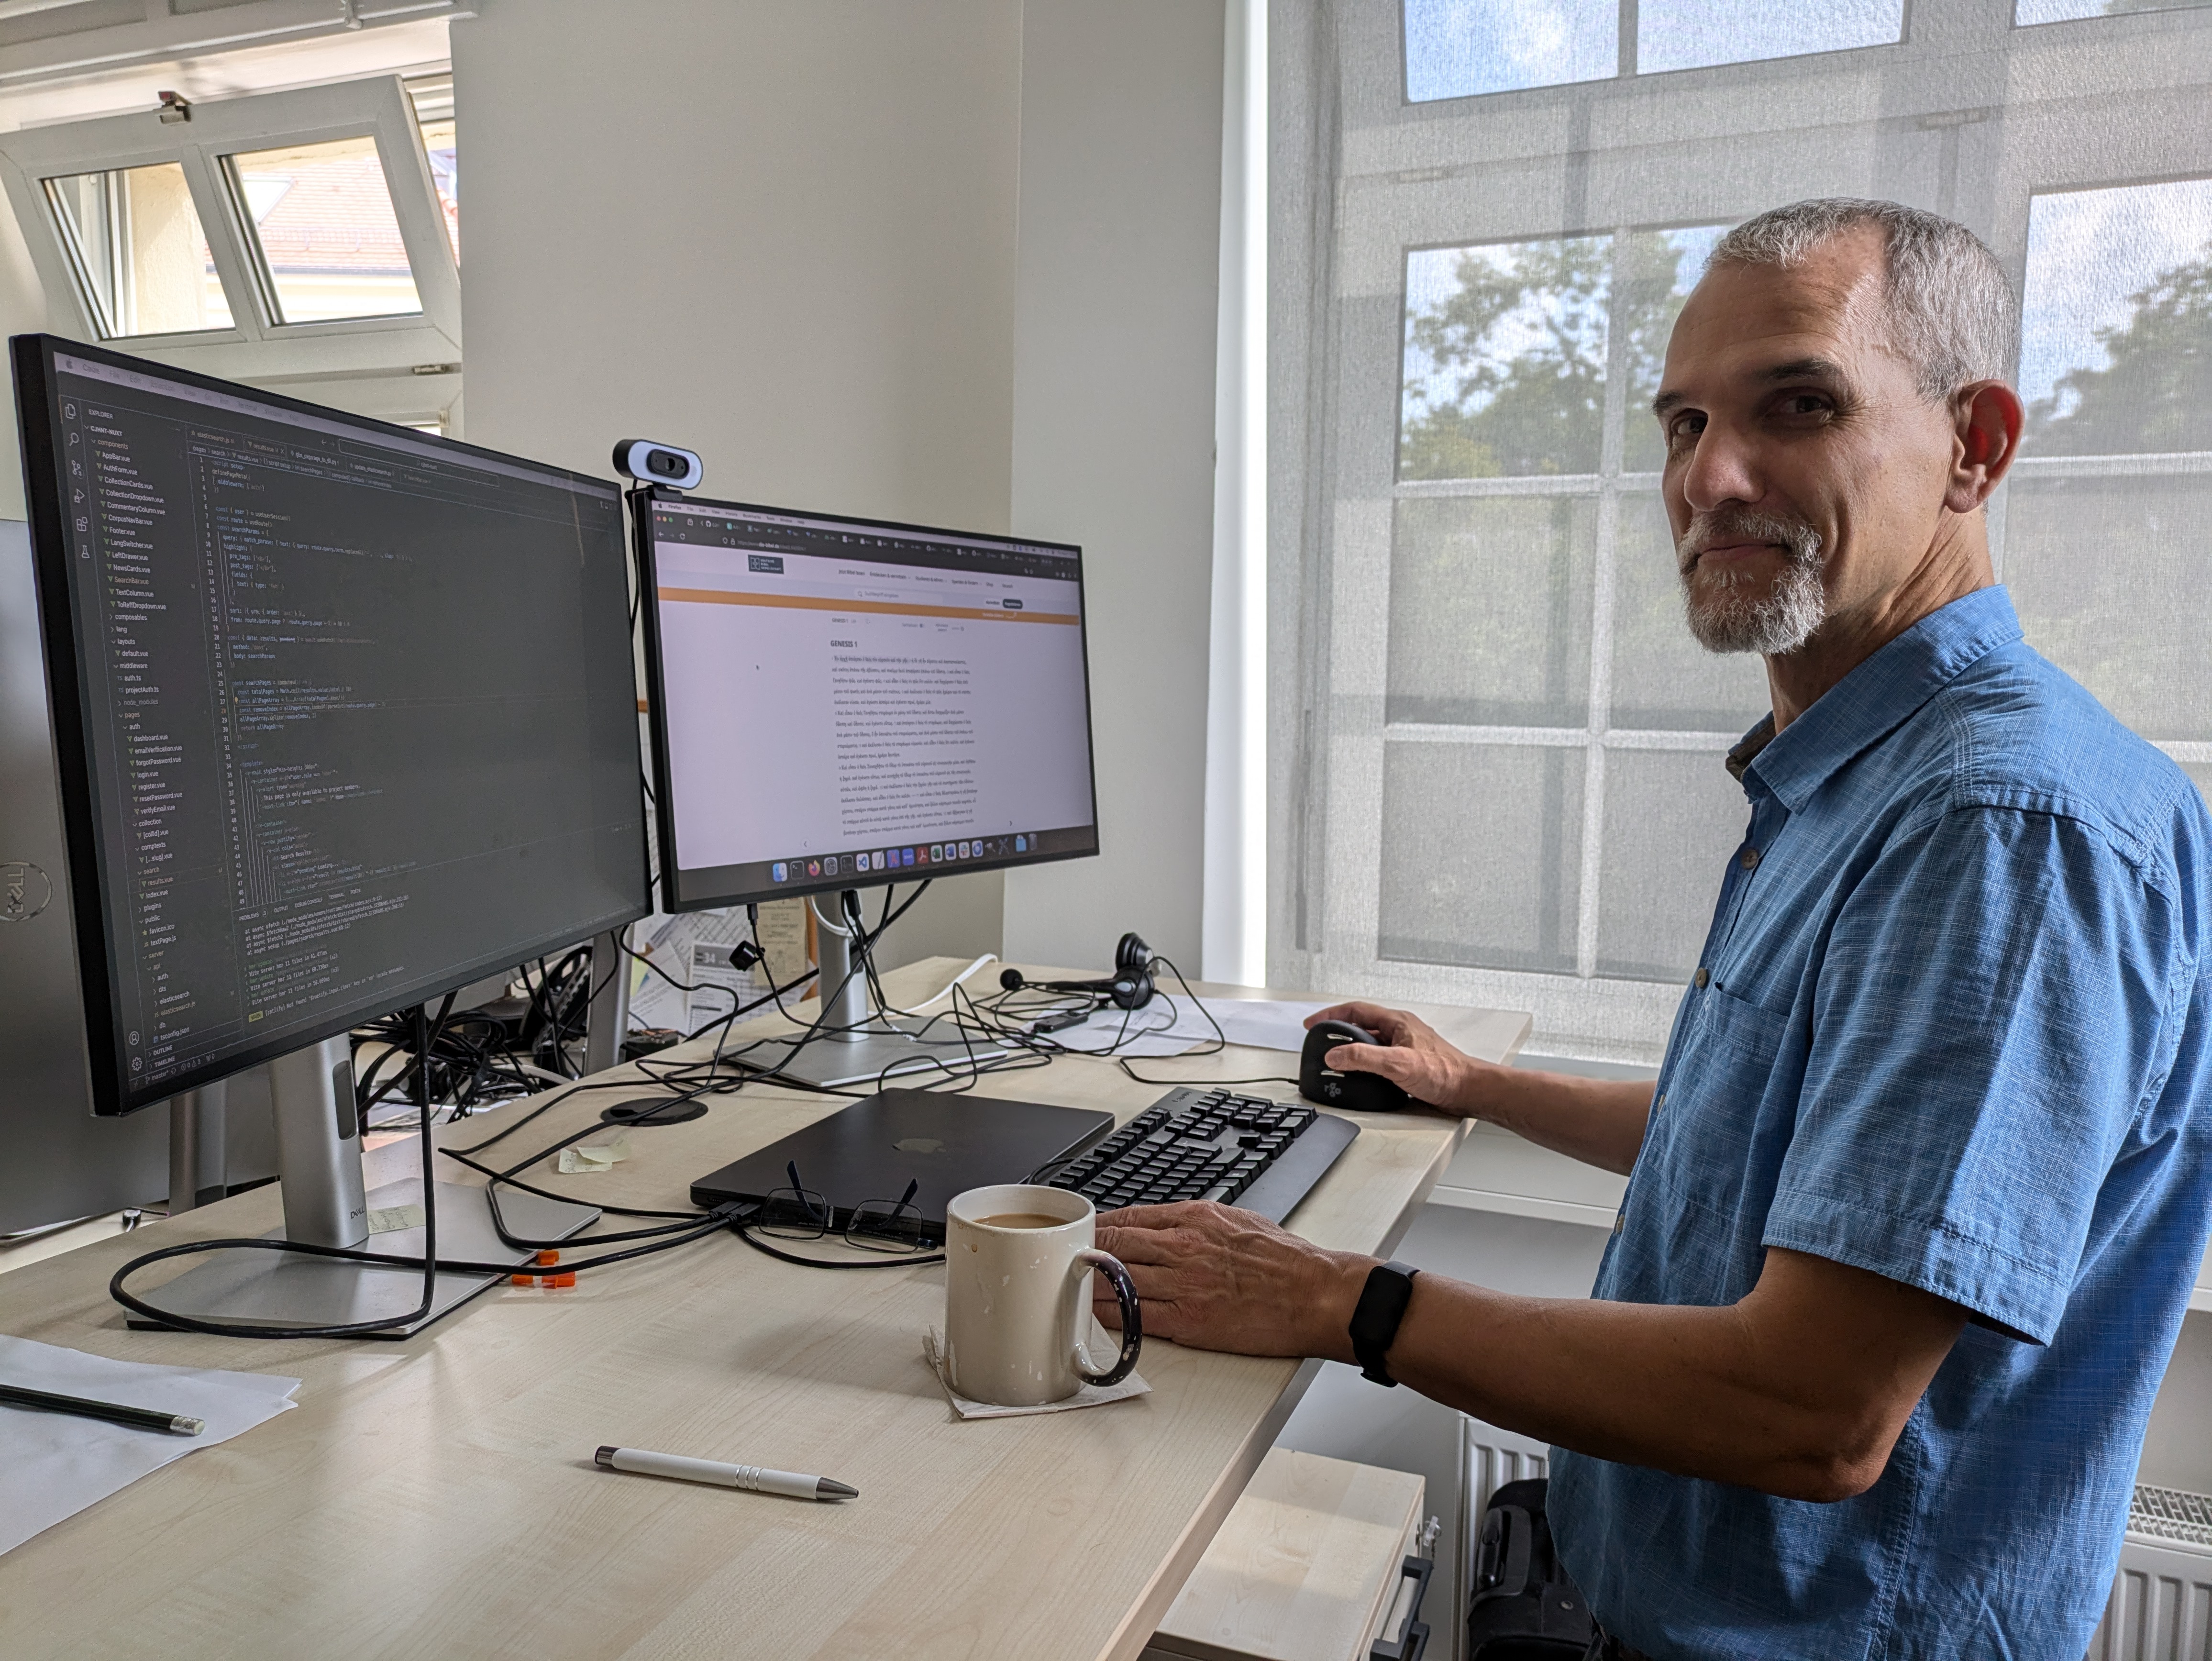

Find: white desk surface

[0,960,1526,1661]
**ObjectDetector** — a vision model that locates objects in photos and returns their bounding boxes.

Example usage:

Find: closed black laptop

[690,1089,1115,1242]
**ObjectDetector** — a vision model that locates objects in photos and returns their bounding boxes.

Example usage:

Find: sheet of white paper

[1043,1006,1207,1056]
[1194,998,1330,1052]
[0,1335,300,1557]
[1045,997,1331,1058]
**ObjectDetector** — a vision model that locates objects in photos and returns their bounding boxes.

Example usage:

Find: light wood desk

[0,960,1527,1661]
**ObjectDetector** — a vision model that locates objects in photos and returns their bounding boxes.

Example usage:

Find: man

[1098,199,2212,1658]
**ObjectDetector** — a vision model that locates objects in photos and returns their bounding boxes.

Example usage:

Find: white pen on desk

[594,1445,858,1501]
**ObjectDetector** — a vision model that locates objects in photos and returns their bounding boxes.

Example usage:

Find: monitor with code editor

[638,496,1101,913]
[15,335,649,1116]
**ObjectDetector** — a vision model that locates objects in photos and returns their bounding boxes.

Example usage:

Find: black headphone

[997,931,1155,1011]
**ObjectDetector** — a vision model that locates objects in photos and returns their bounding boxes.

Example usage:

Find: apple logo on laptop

[894,1137,946,1155]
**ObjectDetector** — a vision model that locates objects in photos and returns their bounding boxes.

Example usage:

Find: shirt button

[1694,967,1710,988]
[1739,846,1761,871]
[1654,1093,1665,1110]
[1612,1214,1625,1235]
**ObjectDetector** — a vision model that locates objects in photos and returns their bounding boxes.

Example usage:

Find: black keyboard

[1045,1087,1360,1224]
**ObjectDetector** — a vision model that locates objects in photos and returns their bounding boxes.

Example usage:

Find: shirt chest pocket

[1640,984,1796,1219]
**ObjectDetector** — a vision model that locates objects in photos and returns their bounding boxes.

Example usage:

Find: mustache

[1676,507,1823,574]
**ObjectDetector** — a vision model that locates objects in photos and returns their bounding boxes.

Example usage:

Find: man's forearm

[1306,1248,1962,1503]
[1383,1279,1846,1497]
[1463,1067,1654,1176]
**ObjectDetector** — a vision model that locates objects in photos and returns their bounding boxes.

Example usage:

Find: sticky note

[556,1131,631,1174]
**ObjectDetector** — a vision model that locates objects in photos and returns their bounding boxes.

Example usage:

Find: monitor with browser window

[638,496,1100,914]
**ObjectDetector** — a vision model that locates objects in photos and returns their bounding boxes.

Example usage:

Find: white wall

[0,172,47,521]
[449,0,1028,969]
[1002,0,1227,977]
[453,0,1229,978]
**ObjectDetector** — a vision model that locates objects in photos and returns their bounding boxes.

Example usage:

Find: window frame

[0,75,460,386]
[1397,0,1913,105]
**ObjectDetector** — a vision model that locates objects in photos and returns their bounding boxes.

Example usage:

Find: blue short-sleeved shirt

[1548,587,2212,1661]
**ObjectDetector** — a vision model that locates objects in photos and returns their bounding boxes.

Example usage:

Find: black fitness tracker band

[1349,1260,1420,1387]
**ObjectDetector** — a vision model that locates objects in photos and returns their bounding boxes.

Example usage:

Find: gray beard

[1678,518,1827,656]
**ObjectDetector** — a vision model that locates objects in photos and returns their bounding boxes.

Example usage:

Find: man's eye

[1778,394,1831,417]
[1667,416,1704,449]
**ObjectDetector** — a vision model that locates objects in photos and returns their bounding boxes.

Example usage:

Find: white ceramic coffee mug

[942,1184,1142,1407]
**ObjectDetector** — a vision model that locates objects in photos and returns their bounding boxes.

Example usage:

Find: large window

[0,74,461,430]
[1271,0,2212,1060]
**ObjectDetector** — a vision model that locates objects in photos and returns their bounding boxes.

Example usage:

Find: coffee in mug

[943,1184,1141,1407]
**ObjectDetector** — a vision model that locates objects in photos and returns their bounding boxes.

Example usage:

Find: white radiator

[2089,1487,2212,1661]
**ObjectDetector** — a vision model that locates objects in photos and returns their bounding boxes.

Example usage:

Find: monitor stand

[146,1033,598,1336]
[720,888,1006,1089]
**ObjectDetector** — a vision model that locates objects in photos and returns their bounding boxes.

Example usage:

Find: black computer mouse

[1299,1019,1416,1113]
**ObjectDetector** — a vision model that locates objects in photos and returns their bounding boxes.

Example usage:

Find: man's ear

[1948,380,2024,513]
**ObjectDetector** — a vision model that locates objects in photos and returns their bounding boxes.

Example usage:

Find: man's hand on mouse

[1092,1200,1369,1360]
[1305,1000,1487,1113]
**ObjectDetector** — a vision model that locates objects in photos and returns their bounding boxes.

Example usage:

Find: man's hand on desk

[1093,1201,1367,1362]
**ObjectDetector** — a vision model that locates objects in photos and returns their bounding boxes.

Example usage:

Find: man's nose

[1680,419,1762,515]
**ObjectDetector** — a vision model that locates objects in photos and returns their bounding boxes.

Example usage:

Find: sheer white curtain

[1269,0,2212,1060]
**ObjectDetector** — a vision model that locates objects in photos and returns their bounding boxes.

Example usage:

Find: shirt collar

[1732,585,2023,812]
[1725,715,1776,782]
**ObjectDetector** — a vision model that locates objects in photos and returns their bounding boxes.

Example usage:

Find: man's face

[1654,228,1961,656]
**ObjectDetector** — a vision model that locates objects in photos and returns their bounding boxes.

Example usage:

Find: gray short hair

[1706,199,2016,403]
